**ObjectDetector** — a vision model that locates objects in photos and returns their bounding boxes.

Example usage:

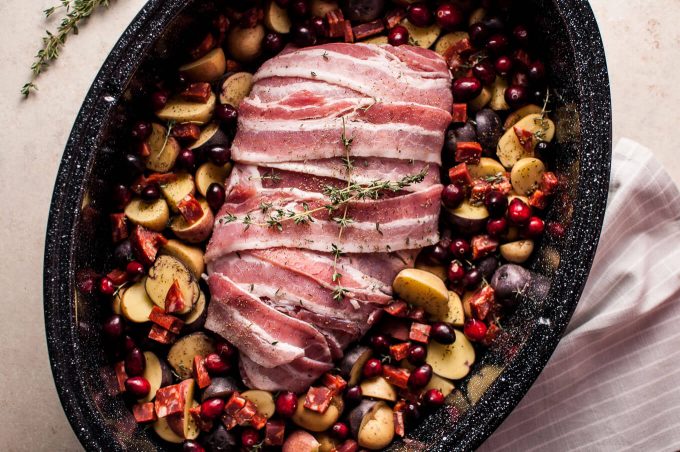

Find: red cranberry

[528,60,546,82]
[469,22,490,47]
[275,391,298,417]
[486,217,508,237]
[447,260,466,282]
[464,319,488,341]
[431,322,456,344]
[216,341,236,360]
[102,315,124,340]
[524,216,545,238]
[388,25,409,46]
[310,16,326,37]
[207,145,231,166]
[441,184,465,208]
[449,238,470,258]
[370,335,390,353]
[464,268,482,288]
[486,34,509,55]
[275,0,290,7]
[126,261,145,278]
[123,153,145,177]
[125,348,146,376]
[494,56,513,75]
[345,385,363,403]
[99,277,115,296]
[429,243,450,263]
[204,353,231,374]
[407,344,427,365]
[241,428,260,448]
[201,398,226,419]
[423,388,445,407]
[504,84,528,108]
[176,148,196,171]
[435,4,463,29]
[332,422,349,439]
[362,358,383,378]
[507,198,532,225]
[512,24,530,46]
[404,402,421,420]
[151,91,168,111]
[125,376,151,398]
[289,0,309,18]
[123,335,137,352]
[111,184,132,210]
[452,77,483,102]
[472,59,497,85]
[291,24,316,47]
[183,440,205,452]
[485,190,508,217]
[407,3,431,27]
[207,183,226,212]
[141,184,161,202]
[131,121,152,141]
[408,364,433,388]
[214,103,238,128]
[264,32,285,54]
[547,221,566,238]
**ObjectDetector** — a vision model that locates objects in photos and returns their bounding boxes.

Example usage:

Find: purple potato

[340,345,373,385]
[475,109,503,152]
[202,425,238,451]
[348,400,378,437]
[490,264,551,305]
[344,0,386,22]
[201,376,240,402]
[445,121,477,155]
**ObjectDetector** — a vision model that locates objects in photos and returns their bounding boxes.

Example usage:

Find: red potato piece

[133,402,157,423]
[283,430,320,452]
[149,306,185,333]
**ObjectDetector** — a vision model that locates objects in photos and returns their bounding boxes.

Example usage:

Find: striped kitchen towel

[479,139,680,451]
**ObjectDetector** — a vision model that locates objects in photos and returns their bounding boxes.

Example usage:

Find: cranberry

[494,56,513,75]
[76,270,98,295]
[548,221,566,238]
[111,184,132,210]
[435,4,463,29]
[504,84,528,108]
[388,25,409,46]
[99,277,115,296]
[176,148,196,171]
[429,243,450,263]
[102,315,124,340]
[151,91,168,111]
[275,0,290,7]
[447,260,466,282]
[241,428,260,448]
[469,22,490,47]
[207,183,226,212]
[275,391,298,417]
[464,319,488,341]
[485,190,508,217]
[141,184,161,202]
[126,261,145,278]
[486,217,508,237]
[125,376,151,398]
[472,59,497,85]
[289,0,309,18]
[183,440,206,452]
[291,24,316,47]
[125,348,146,376]
[332,422,349,439]
[123,153,145,177]
[486,34,509,55]
[507,198,532,225]
[423,388,445,407]
[404,402,421,420]
[205,353,230,374]
[465,268,483,288]
[131,121,152,141]
[175,73,188,88]
[407,344,427,365]
[441,184,465,208]
[407,3,431,27]
[431,322,456,344]
[123,335,137,352]
[408,364,433,388]
[524,216,545,238]
[216,341,236,360]
[215,103,238,127]
[535,140,551,156]
[310,16,326,37]
[370,335,390,353]
[362,358,383,378]
[528,60,546,82]
[345,385,363,403]
[452,77,483,102]
[449,238,470,258]
[512,24,530,46]
[201,398,226,419]
[207,145,231,166]
[264,32,285,54]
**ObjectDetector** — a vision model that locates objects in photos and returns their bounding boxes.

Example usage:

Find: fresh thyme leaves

[322,51,329,61]
[158,120,176,158]
[259,201,273,213]
[482,173,505,184]
[311,71,317,77]
[331,244,343,283]
[249,169,282,183]
[23,0,112,97]
[332,286,350,302]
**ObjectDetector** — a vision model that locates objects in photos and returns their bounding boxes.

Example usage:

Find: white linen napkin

[479,138,680,451]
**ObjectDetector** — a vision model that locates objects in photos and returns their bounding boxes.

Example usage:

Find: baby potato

[357,402,395,450]
[400,19,441,49]
[427,330,475,380]
[292,395,343,432]
[219,72,254,108]
[434,31,469,56]
[120,281,155,323]
[446,199,490,234]
[314,432,339,452]
[195,162,232,197]
[310,0,339,17]
[146,122,181,173]
[170,198,214,243]
[179,48,227,82]
[167,399,200,440]
[227,25,265,63]
[283,430,321,452]
[393,268,449,318]
[124,198,170,232]
[511,158,546,196]
[153,416,184,444]
[432,291,465,327]
[361,35,388,45]
[497,113,555,169]
[360,376,397,402]
[414,258,447,282]
[425,373,456,398]
[160,172,195,212]
[500,240,535,264]
[264,0,292,34]
[167,333,216,379]
[489,76,510,111]
[145,255,199,314]
[138,351,173,403]
[467,157,506,180]
[504,104,543,129]
[160,239,205,279]
[156,92,216,125]
[242,390,276,419]
[469,86,492,111]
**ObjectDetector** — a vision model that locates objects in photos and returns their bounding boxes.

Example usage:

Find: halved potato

[167,332,216,379]
[446,199,490,233]
[195,162,232,197]
[432,291,465,327]
[201,376,240,402]
[120,281,155,323]
[182,290,208,333]
[468,7,485,25]
[219,72,254,108]
[189,122,229,152]
[467,157,506,180]
[227,25,265,63]
[284,431,321,452]
[156,92,216,125]
[361,36,388,45]
[124,198,170,232]
[469,86,492,111]
[497,114,555,169]
[434,31,469,55]
[357,402,394,450]
[511,158,546,196]
[145,255,199,314]
[292,395,343,432]
[414,257,447,282]
[264,0,291,33]
[153,416,184,444]
[180,48,227,82]
[112,290,123,315]
[315,432,339,452]
[242,390,276,419]
[146,122,181,173]
[489,76,510,111]
[427,329,475,380]
[161,239,205,278]
[170,198,214,243]
[500,240,535,264]
[160,172,195,212]
[467,365,503,404]
[310,0,339,17]
[461,291,473,318]
[393,268,449,318]
[138,351,173,403]
[504,104,543,129]
[400,19,441,49]
[340,345,373,386]
[425,373,455,398]
[167,399,200,440]
[360,377,397,402]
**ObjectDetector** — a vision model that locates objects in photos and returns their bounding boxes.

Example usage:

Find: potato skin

[170,199,214,243]
[393,268,449,318]
[357,402,394,450]
[500,240,535,264]
[292,395,343,432]
[124,198,170,232]
[283,430,320,452]
[179,48,227,82]
[227,25,265,63]
[167,332,216,379]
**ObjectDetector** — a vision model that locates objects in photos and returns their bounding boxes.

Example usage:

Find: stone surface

[0,0,677,451]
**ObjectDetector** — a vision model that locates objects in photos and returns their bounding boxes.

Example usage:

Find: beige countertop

[0,1,678,450]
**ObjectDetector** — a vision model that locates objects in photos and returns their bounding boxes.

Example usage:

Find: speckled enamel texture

[43,0,611,450]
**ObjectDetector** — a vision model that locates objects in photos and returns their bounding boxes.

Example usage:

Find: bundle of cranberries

[77,0,565,450]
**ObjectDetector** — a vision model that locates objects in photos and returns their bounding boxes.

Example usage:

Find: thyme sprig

[22,0,113,97]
